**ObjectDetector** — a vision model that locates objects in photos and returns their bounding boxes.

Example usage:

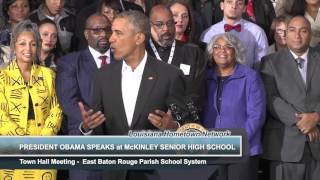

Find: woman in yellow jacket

[0,20,62,179]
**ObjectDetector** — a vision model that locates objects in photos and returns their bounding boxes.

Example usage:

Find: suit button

[37,123,41,127]
[35,103,39,106]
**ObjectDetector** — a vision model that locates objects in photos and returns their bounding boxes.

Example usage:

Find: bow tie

[224,24,241,32]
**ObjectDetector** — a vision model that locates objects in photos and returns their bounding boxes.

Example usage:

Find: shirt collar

[88,46,110,60]
[222,18,243,26]
[289,48,309,60]
[122,50,148,75]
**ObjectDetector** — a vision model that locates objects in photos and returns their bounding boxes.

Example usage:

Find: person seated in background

[274,0,295,16]
[125,0,161,15]
[0,0,30,46]
[98,0,121,22]
[288,0,320,47]
[29,0,76,53]
[38,19,63,70]
[201,33,266,180]
[267,15,290,54]
[0,20,62,179]
[0,45,11,68]
[167,0,193,43]
[167,0,206,46]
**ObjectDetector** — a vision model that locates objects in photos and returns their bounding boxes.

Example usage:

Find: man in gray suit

[260,16,320,180]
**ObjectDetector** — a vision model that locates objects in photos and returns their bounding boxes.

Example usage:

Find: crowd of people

[0,0,320,180]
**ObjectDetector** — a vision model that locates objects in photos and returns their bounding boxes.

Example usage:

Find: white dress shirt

[88,46,111,68]
[121,51,147,126]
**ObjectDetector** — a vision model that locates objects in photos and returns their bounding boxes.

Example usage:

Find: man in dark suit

[147,5,207,110]
[56,13,112,180]
[79,10,185,180]
[260,16,320,180]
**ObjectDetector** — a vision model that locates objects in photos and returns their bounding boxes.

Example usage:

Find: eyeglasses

[275,29,286,35]
[151,20,176,29]
[86,27,112,35]
[213,44,234,51]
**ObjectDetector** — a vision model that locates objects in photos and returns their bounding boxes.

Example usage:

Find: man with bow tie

[200,0,268,69]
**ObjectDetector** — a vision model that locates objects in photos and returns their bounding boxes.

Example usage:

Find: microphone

[168,103,188,124]
[186,99,200,123]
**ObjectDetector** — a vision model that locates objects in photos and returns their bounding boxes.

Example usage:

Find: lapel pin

[148,76,154,80]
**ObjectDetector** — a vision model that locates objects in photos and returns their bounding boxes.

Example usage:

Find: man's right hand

[78,102,106,132]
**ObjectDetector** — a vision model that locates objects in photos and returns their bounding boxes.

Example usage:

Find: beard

[95,39,110,53]
[158,33,175,47]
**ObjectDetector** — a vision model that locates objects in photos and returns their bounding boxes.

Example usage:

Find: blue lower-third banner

[0,130,244,169]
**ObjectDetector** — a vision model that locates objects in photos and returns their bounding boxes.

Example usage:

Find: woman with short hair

[201,33,266,180]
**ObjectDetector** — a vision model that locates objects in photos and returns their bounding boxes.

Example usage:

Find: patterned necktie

[99,55,108,67]
[296,57,305,69]
[224,24,241,32]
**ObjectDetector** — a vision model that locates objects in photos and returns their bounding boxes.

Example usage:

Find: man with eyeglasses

[78,10,186,180]
[75,0,145,50]
[56,13,112,180]
[147,4,207,110]
[260,16,320,180]
[200,0,268,70]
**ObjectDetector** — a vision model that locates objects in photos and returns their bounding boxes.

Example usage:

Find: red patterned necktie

[246,0,255,21]
[224,24,241,32]
[99,55,108,67]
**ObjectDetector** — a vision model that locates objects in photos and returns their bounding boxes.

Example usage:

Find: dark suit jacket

[93,54,185,134]
[56,47,115,180]
[92,54,185,180]
[260,47,320,162]
[56,48,98,135]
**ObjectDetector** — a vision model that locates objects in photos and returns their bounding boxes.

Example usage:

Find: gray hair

[206,33,246,65]
[10,20,41,61]
[116,10,151,43]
